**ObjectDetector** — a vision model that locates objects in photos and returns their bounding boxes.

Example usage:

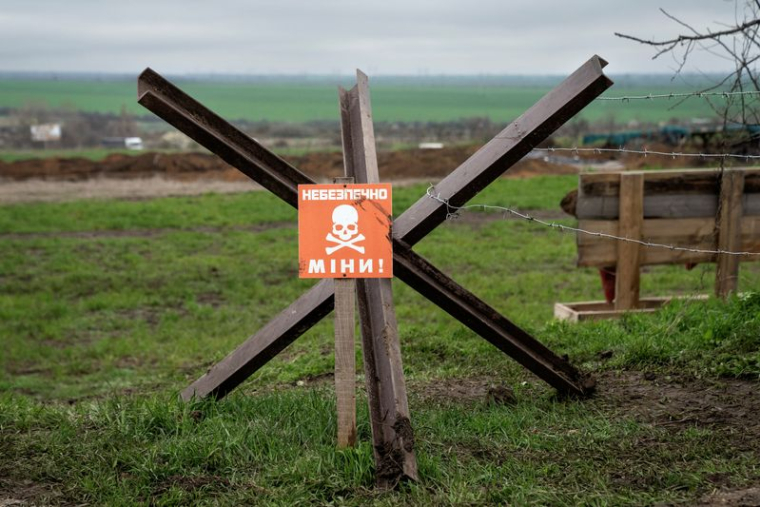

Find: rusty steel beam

[340,72,418,485]
[392,239,595,396]
[180,279,334,400]
[140,56,611,401]
[394,55,612,246]
[138,68,311,208]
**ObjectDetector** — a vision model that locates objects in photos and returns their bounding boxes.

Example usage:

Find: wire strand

[595,90,760,101]
[533,146,760,161]
[425,186,760,257]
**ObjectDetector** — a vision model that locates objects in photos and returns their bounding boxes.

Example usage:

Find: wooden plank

[578,167,760,198]
[576,193,760,220]
[332,176,357,449]
[575,168,760,219]
[555,296,709,322]
[393,55,613,246]
[553,302,580,322]
[715,170,745,297]
[180,280,334,400]
[334,277,357,448]
[615,173,644,310]
[577,215,760,267]
[340,74,417,485]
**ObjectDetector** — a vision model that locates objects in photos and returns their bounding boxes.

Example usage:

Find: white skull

[332,204,359,241]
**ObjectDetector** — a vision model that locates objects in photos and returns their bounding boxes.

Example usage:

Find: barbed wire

[595,90,760,101]
[425,186,760,257]
[533,146,760,161]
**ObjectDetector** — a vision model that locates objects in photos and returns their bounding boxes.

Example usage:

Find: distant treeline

[0,71,726,88]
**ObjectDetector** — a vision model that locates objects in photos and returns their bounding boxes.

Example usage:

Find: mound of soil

[0,146,577,183]
[0,152,234,181]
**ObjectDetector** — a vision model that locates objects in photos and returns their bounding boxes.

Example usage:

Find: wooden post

[339,72,418,485]
[332,177,357,448]
[715,169,745,298]
[615,172,644,310]
[332,176,357,448]
[334,279,356,448]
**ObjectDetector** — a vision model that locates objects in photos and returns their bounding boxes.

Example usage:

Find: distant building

[101,137,144,150]
[30,123,62,142]
[418,142,444,150]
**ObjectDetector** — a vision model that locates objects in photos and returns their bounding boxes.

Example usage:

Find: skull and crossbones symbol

[326,204,365,255]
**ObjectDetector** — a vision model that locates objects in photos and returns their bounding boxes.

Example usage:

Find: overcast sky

[0,0,749,76]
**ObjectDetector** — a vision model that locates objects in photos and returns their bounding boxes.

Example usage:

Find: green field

[0,76,724,124]
[2,178,759,505]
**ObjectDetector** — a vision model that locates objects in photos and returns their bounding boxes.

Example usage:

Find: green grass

[4,378,758,506]
[0,78,721,123]
[1,176,759,505]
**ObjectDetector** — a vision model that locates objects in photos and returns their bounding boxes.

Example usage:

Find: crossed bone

[326,233,366,255]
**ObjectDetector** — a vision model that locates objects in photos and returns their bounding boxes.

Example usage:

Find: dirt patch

[0,152,239,181]
[195,291,225,308]
[6,364,52,376]
[1,142,730,205]
[151,474,231,497]
[693,487,760,506]
[0,147,576,183]
[597,371,760,446]
[411,377,495,404]
[410,372,760,504]
[0,479,62,506]
[412,371,760,447]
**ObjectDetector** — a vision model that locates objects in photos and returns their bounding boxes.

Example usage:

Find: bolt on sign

[298,183,392,278]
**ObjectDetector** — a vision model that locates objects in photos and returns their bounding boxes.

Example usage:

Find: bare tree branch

[617,1,760,128]
[615,19,760,52]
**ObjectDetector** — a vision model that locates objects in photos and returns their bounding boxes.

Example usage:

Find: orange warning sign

[298,183,392,279]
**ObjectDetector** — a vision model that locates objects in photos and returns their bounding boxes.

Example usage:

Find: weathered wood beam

[574,169,760,219]
[576,216,760,267]
[331,176,357,450]
[576,193,760,220]
[334,275,357,448]
[340,72,418,485]
[716,169,745,297]
[579,168,760,197]
[614,173,644,310]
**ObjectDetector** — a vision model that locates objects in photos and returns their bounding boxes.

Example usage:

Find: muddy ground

[0,146,569,182]
[0,144,707,204]
[0,141,726,205]
[393,371,760,506]
[0,146,576,204]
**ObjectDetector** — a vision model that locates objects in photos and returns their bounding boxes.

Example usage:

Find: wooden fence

[556,167,760,321]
